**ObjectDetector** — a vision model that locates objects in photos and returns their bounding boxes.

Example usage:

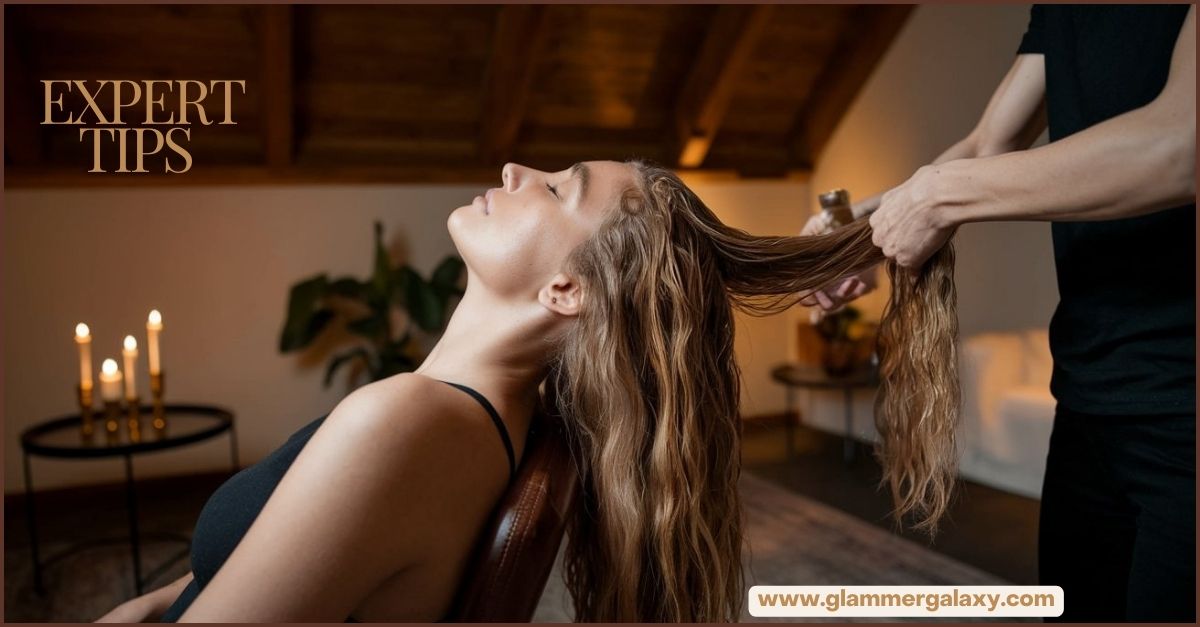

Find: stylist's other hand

[798,211,878,313]
[868,165,956,269]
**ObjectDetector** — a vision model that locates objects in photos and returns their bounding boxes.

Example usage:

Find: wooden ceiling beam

[259,5,294,169]
[788,5,914,167]
[672,4,774,169]
[5,9,45,166]
[477,5,552,165]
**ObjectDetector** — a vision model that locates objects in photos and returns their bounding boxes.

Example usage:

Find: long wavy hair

[548,158,960,622]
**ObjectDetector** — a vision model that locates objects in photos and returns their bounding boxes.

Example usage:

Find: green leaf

[327,277,365,300]
[287,308,334,353]
[375,348,416,380]
[346,313,385,339]
[370,221,392,301]
[390,266,411,305]
[279,274,331,352]
[400,267,443,331]
[430,256,465,294]
[323,347,371,388]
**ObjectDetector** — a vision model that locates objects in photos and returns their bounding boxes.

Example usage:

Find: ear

[539,272,583,317]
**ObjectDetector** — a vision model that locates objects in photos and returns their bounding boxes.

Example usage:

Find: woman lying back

[104,158,958,623]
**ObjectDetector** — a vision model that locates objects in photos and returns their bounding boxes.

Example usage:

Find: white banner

[748,585,1064,617]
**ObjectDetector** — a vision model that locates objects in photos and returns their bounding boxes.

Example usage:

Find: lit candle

[99,358,123,402]
[75,323,93,390]
[146,310,163,375]
[122,335,138,399]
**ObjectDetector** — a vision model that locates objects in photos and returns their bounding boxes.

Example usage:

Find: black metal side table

[20,403,239,596]
[770,363,880,463]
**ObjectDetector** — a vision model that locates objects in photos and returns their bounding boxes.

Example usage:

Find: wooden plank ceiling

[4,4,912,186]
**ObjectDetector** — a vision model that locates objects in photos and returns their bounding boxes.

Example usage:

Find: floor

[536,471,1025,622]
[741,418,1040,586]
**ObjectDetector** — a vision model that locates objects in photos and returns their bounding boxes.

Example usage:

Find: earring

[552,297,558,303]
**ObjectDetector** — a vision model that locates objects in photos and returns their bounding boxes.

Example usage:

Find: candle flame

[124,335,138,351]
[76,323,90,338]
[101,358,118,375]
[148,310,162,325]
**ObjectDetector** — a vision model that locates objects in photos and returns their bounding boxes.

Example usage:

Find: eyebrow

[570,161,591,207]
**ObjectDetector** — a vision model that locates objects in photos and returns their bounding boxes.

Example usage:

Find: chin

[446,206,477,269]
[447,204,469,244]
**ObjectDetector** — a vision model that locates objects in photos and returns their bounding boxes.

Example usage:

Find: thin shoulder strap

[439,380,516,483]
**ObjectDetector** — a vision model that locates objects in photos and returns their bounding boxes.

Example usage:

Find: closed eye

[546,182,559,199]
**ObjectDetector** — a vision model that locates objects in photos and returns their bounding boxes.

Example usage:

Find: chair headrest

[445,396,580,621]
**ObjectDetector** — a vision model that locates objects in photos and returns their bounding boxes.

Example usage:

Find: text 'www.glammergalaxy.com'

[748,585,1064,617]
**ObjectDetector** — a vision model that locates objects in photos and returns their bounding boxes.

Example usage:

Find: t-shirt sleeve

[1016,4,1045,55]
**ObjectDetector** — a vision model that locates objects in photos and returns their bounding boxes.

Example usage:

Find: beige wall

[3,179,807,492]
[678,177,811,422]
[797,3,1059,438]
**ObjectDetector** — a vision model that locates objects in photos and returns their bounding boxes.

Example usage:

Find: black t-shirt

[1016,4,1195,415]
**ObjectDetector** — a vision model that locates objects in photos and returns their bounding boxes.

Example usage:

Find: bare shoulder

[321,373,487,488]
[323,372,511,520]
[329,372,456,436]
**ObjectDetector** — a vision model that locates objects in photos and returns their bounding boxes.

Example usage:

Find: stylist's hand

[868,165,957,268]
[798,211,878,312]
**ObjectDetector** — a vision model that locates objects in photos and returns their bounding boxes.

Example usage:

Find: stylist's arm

[802,48,1050,310]
[870,7,1195,268]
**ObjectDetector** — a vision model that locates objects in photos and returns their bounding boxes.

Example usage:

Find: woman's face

[448,160,636,302]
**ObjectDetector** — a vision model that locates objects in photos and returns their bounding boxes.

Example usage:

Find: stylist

[804,5,1195,622]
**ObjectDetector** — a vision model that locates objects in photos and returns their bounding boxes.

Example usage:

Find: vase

[822,338,858,377]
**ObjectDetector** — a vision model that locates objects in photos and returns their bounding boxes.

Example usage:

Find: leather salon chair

[444,388,580,621]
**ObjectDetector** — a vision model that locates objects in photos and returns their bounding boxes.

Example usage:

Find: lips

[473,194,489,215]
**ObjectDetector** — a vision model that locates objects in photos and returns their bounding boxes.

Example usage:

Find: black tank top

[159,379,516,622]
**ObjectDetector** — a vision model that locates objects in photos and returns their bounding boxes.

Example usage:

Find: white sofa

[958,329,1055,499]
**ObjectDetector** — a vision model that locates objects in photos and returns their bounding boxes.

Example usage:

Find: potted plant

[278,221,465,389]
[812,305,873,377]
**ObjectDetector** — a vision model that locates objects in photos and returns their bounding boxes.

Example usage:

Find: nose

[501,163,516,192]
[501,162,535,193]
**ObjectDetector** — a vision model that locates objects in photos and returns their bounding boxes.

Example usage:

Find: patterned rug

[5,471,1027,622]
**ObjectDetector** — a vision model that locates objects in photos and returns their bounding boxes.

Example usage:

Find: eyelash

[546,182,559,199]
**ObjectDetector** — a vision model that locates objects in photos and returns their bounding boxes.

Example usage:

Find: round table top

[770,362,880,389]
[21,403,234,458]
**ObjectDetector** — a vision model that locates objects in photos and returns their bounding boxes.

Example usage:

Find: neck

[414,285,555,422]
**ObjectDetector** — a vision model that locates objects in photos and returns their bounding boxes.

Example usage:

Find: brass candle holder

[103,399,121,442]
[77,383,95,439]
[150,371,166,431]
[126,395,142,443]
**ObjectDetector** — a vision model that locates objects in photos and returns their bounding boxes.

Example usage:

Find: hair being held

[549,159,960,621]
